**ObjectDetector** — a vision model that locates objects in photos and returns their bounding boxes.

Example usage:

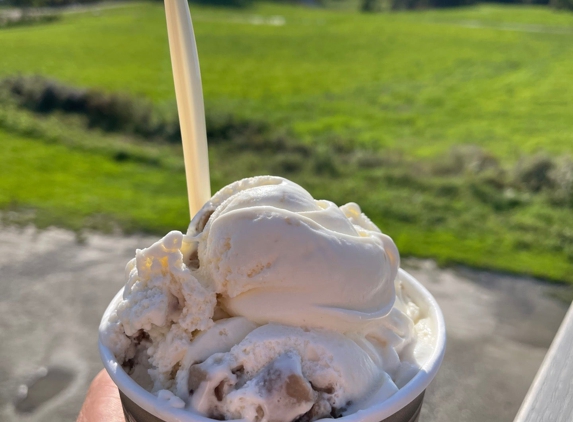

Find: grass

[1,2,573,157]
[1,2,573,282]
[2,102,573,283]
[0,129,189,235]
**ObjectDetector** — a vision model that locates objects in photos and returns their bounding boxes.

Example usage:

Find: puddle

[14,366,75,413]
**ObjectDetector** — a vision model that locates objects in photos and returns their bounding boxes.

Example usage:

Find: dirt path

[0,227,569,421]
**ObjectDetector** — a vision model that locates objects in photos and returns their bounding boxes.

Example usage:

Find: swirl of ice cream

[185,176,399,332]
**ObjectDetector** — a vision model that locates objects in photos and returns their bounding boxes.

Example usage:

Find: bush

[6,0,99,6]
[515,154,555,193]
[2,75,178,140]
[312,145,340,176]
[550,0,573,9]
[469,180,522,210]
[361,0,382,12]
[429,145,501,176]
[548,157,573,206]
[206,111,268,146]
[0,11,59,28]
[0,76,315,154]
[190,0,254,7]
[390,0,475,9]
[151,0,253,7]
[273,153,305,174]
[6,77,138,122]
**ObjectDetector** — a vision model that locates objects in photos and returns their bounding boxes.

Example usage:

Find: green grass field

[2,2,573,156]
[2,2,573,283]
[3,108,573,282]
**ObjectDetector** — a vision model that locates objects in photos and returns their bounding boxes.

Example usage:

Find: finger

[77,369,124,422]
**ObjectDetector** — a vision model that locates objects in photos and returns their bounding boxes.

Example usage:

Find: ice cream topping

[101,176,435,422]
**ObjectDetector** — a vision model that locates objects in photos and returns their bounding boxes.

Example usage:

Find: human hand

[77,369,124,422]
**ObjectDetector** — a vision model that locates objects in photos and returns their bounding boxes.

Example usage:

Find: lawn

[1,2,573,157]
[1,2,573,283]
[0,129,189,234]
[2,103,573,283]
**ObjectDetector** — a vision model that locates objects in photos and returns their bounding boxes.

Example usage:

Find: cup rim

[99,268,446,422]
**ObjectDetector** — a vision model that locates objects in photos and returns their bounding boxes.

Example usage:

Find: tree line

[4,0,99,7]
[371,0,572,11]
[3,0,572,15]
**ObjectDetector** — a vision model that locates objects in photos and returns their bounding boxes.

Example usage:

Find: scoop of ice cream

[100,175,431,422]
[186,176,400,332]
[179,324,401,422]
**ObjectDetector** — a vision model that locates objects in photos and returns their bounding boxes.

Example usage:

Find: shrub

[515,154,555,193]
[551,0,573,10]
[469,181,521,211]
[2,76,187,142]
[6,0,98,6]
[190,0,254,7]
[0,12,59,29]
[273,153,305,174]
[429,145,501,177]
[361,0,381,12]
[390,0,475,9]
[3,75,159,136]
[312,145,340,176]
[548,157,573,206]
[206,111,268,146]
[1,76,290,147]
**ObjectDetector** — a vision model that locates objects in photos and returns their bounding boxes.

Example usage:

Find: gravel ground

[0,226,569,422]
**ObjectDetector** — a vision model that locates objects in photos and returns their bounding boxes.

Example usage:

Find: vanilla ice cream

[100,176,435,422]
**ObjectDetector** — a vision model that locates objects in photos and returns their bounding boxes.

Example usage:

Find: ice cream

[100,175,436,422]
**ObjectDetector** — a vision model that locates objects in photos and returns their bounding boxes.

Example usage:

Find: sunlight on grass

[0,129,189,233]
[1,2,573,157]
[1,2,573,282]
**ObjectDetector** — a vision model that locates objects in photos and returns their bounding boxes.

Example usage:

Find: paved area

[0,227,569,422]
[407,260,570,422]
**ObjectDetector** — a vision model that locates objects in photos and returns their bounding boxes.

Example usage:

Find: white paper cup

[99,269,446,422]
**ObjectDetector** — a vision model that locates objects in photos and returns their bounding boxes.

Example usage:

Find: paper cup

[99,269,446,422]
